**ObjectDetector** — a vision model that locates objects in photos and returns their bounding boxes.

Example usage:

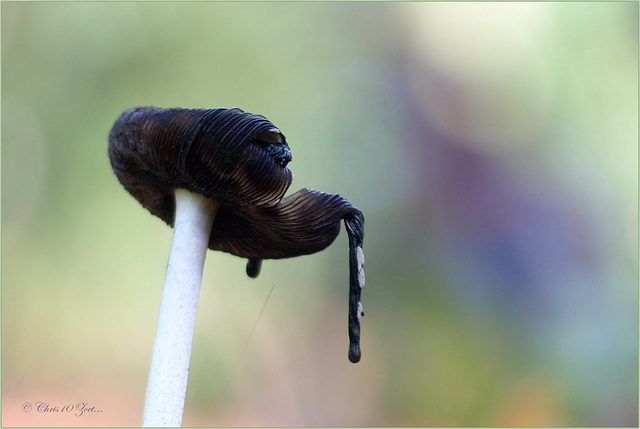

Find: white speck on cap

[356,246,365,288]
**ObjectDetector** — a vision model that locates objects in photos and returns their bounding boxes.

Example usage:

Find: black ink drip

[345,212,364,363]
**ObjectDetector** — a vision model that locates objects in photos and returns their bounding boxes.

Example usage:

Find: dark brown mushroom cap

[108,106,361,261]
[109,106,366,363]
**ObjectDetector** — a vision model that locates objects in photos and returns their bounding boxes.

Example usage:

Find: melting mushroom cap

[108,106,365,363]
[108,106,360,260]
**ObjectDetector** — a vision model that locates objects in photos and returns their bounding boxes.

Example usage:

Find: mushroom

[108,106,365,426]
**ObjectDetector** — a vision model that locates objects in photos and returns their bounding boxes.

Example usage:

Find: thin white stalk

[142,188,220,427]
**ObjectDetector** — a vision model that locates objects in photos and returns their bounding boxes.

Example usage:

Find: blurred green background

[2,2,637,427]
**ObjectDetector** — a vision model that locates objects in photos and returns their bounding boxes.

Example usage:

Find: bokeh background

[2,2,637,427]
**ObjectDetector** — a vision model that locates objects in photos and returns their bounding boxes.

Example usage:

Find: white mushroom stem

[143,188,220,427]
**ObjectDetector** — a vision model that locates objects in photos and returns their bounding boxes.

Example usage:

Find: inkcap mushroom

[108,106,365,426]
